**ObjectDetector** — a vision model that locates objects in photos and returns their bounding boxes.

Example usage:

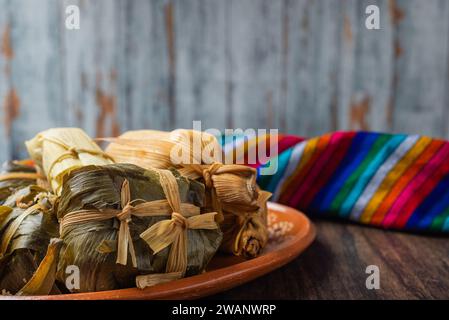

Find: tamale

[25,127,114,196]
[104,129,271,258]
[0,160,45,204]
[56,163,222,293]
[0,185,60,295]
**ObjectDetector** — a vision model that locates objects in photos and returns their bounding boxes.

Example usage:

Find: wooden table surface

[211,219,449,299]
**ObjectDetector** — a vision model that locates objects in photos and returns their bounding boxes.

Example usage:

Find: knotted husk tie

[59,169,219,283]
[43,136,115,182]
[189,162,258,216]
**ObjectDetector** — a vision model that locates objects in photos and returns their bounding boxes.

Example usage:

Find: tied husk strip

[59,169,218,283]
[43,136,114,177]
[188,162,257,210]
[59,188,200,267]
[16,239,63,296]
[140,170,219,277]
[25,128,114,195]
[0,172,44,182]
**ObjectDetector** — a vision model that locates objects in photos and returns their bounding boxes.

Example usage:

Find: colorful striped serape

[222,132,449,233]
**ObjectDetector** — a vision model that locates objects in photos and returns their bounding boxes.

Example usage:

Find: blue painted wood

[0,0,448,160]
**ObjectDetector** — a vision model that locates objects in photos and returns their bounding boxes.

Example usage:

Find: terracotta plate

[6,202,315,300]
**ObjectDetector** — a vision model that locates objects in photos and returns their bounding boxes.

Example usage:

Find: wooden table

[211,219,449,299]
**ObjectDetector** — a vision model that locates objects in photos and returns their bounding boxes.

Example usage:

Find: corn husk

[56,163,222,292]
[25,128,114,196]
[220,190,271,258]
[104,129,270,258]
[0,186,60,295]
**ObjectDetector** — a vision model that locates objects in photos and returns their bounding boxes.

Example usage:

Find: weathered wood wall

[0,0,448,160]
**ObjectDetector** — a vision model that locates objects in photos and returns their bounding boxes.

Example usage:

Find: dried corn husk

[104,129,270,258]
[0,186,60,295]
[220,190,271,258]
[25,128,114,195]
[56,163,221,292]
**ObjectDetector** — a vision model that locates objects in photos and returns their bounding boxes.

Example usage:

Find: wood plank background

[0,0,448,161]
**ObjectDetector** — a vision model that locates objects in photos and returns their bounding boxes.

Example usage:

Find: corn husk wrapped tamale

[0,185,61,295]
[25,128,114,196]
[0,160,46,204]
[56,163,222,292]
[104,129,270,258]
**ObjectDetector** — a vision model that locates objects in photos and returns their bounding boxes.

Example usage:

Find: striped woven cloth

[222,132,449,233]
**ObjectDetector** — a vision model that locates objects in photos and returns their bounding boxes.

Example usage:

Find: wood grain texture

[392,0,449,138]
[229,0,283,131]
[62,0,124,142]
[0,0,12,162]
[3,0,65,159]
[175,0,227,130]
[211,220,449,299]
[0,0,449,158]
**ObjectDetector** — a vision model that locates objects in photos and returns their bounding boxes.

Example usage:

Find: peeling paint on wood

[1,25,13,60]
[2,89,20,135]
[388,0,405,25]
[343,15,353,43]
[394,41,403,58]
[95,75,120,138]
[350,94,371,131]
[164,1,176,127]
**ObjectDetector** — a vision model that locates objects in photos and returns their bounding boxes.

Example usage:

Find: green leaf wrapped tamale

[104,129,270,258]
[0,160,46,204]
[56,163,222,293]
[0,185,60,295]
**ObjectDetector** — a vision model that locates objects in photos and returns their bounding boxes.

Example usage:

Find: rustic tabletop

[211,220,449,299]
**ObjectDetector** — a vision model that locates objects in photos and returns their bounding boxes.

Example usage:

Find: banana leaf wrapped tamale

[0,160,46,204]
[25,128,114,196]
[104,129,271,258]
[0,185,61,295]
[56,163,222,292]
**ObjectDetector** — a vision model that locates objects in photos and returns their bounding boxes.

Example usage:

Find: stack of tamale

[0,126,271,295]
[24,128,222,293]
[105,129,271,258]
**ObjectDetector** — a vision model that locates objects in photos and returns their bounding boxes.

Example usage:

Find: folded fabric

[222,131,449,233]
